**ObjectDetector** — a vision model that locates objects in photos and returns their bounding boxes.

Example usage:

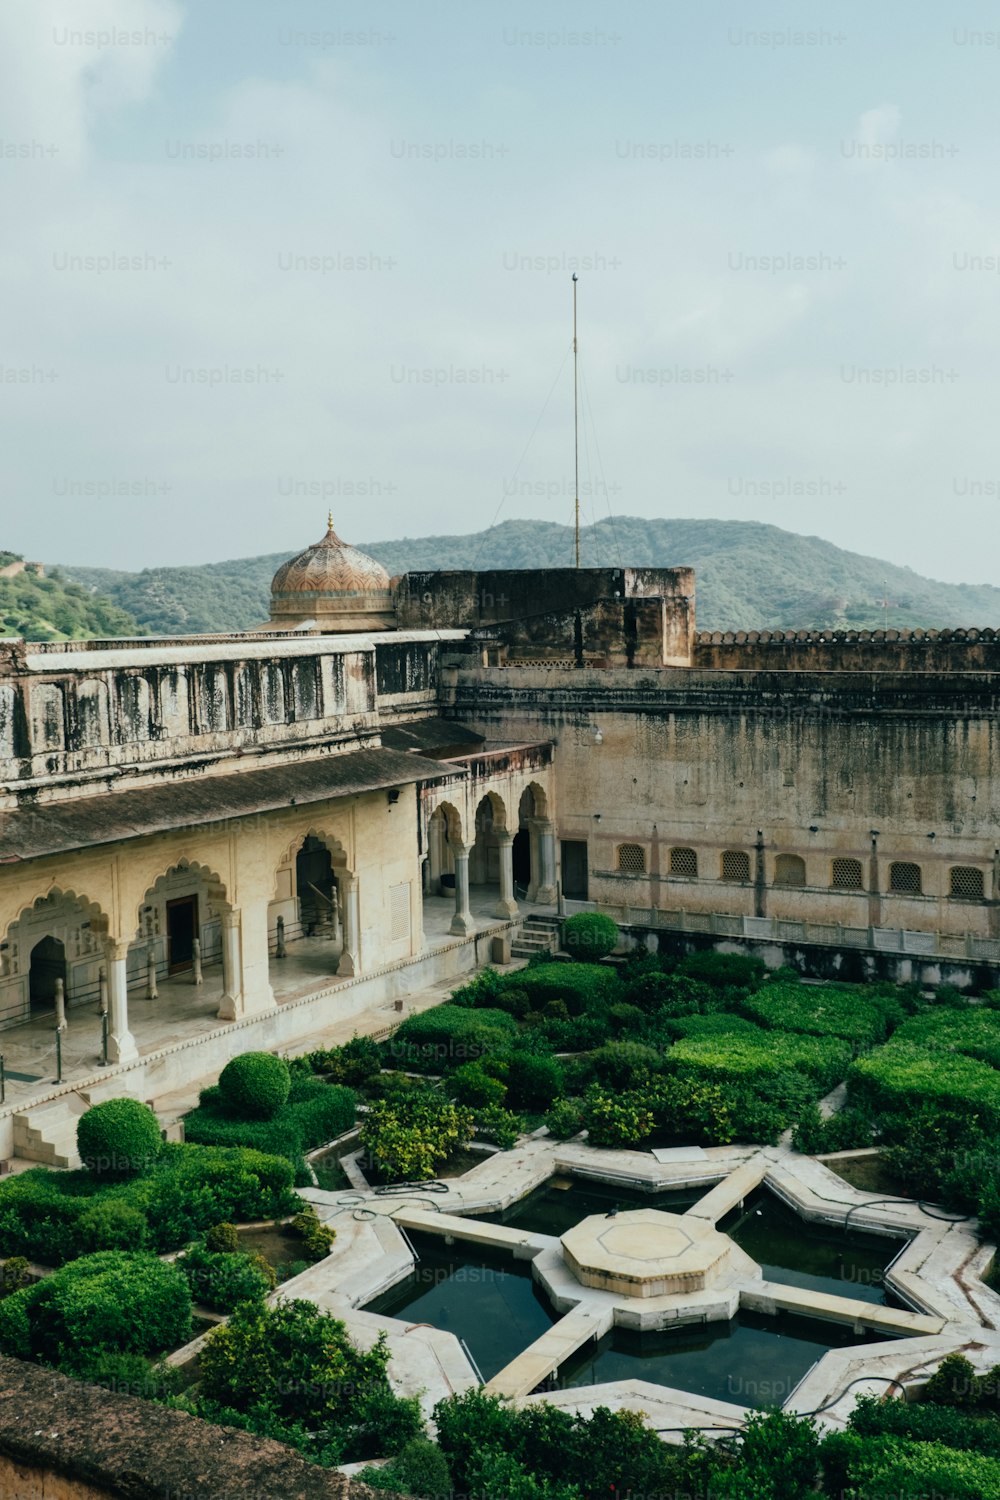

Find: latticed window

[889,861,922,894]
[617,843,646,874]
[831,858,864,891]
[774,854,806,887]
[669,846,698,877]
[950,866,985,900]
[721,850,751,882]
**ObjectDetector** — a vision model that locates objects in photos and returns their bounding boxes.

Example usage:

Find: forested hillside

[60,517,1000,637]
[0,554,141,641]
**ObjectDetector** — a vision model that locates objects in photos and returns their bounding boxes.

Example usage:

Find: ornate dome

[266,515,395,633]
[271,515,391,596]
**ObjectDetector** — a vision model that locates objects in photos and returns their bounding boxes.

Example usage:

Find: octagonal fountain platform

[562,1208,756,1298]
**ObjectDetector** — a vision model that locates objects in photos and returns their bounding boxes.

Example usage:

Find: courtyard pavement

[0,887,540,1127]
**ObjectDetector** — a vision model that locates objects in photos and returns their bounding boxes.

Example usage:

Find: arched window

[721,850,751,882]
[774,854,806,887]
[617,844,646,874]
[950,866,985,900]
[889,861,922,895]
[669,847,698,878]
[831,858,864,890]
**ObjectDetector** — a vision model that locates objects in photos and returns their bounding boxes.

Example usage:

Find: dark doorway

[29,936,66,1008]
[166,895,198,974]
[296,836,335,936]
[512,830,531,894]
[561,841,589,900]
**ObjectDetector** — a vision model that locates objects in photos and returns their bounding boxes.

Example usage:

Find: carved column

[494,830,519,919]
[450,845,474,936]
[337,874,360,977]
[868,834,883,934]
[218,909,243,1021]
[105,940,138,1065]
[754,830,767,918]
[535,820,557,905]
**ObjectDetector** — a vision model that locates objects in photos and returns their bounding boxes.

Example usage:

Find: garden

[0,909,999,1496]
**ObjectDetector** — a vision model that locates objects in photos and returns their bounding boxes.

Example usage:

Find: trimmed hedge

[361,1093,475,1181]
[741,980,900,1046]
[0,1144,297,1266]
[676,951,766,989]
[178,1242,276,1312]
[847,1392,1000,1458]
[820,1431,1000,1500]
[183,1077,355,1177]
[515,963,622,1016]
[0,1250,192,1371]
[77,1099,162,1181]
[217,1052,291,1120]
[386,1005,518,1071]
[894,1008,1000,1070]
[849,1041,1000,1132]
[561,912,619,961]
[668,1030,851,1096]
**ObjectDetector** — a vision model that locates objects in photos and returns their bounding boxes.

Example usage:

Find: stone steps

[511,914,561,960]
[13,1096,89,1168]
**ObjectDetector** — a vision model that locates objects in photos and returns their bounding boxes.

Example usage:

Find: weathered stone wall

[0,1354,397,1499]
[0,633,460,800]
[694,627,1000,673]
[443,664,1000,939]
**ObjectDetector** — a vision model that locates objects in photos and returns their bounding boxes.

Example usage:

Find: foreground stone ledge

[0,1356,398,1500]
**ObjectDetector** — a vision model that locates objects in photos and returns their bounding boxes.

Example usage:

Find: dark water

[550,1309,888,1409]
[722,1190,907,1306]
[480,1176,703,1237]
[365,1233,556,1381]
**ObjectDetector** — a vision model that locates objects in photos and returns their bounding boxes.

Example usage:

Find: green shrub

[450,1062,507,1109]
[590,1041,663,1091]
[69,1350,186,1400]
[204,1221,240,1254]
[847,1392,1000,1458]
[291,1207,336,1261]
[0,1145,297,1265]
[743,980,899,1046]
[449,967,506,1009]
[820,1430,1000,1499]
[923,1352,983,1409]
[179,1242,275,1311]
[581,1089,656,1148]
[475,1105,520,1150]
[197,1299,423,1463]
[1,1256,31,1293]
[503,1053,563,1111]
[518,962,622,1016]
[77,1099,162,1181]
[544,1098,585,1139]
[677,951,766,989]
[0,1251,192,1372]
[184,1078,355,1177]
[357,1438,452,1497]
[608,1002,645,1035]
[656,1012,761,1043]
[387,1005,518,1071]
[669,1030,851,1096]
[77,1199,148,1252]
[791,1103,875,1155]
[361,1094,475,1181]
[894,1007,1000,1070]
[303,1035,381,1089]
[561,911,619,961]
[621,972,690,1014]
[217,1052,291,1120]
[849,1041,1000,1132]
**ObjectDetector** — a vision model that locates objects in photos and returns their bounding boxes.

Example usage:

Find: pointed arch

[427,798,465,847]
[273,825,352,899]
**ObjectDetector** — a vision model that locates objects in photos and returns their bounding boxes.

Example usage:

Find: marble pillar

[494,830,519,919]
[105,940,138,1064]
[218,909,243,1021]
[337,874,360,977]
[450,845,474,936]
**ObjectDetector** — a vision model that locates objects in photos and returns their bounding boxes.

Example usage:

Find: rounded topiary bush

[77,1098,162,1181]
[218,1052,291,1120]
[561,912,619,962]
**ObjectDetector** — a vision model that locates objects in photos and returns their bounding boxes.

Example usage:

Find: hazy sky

[2,0,999,582]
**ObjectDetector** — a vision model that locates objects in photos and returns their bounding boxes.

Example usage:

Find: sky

[1,0,999,583]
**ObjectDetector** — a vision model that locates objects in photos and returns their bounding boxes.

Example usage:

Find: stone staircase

[12,1078,151,1169]
[13,1095,90,1168]
[511,913,562,961]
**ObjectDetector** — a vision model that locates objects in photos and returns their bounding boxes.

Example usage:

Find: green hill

[0,554,142,642]
[59,517,1000,637]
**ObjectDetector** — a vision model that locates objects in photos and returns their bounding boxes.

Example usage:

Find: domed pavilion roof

[266,515,395,632]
